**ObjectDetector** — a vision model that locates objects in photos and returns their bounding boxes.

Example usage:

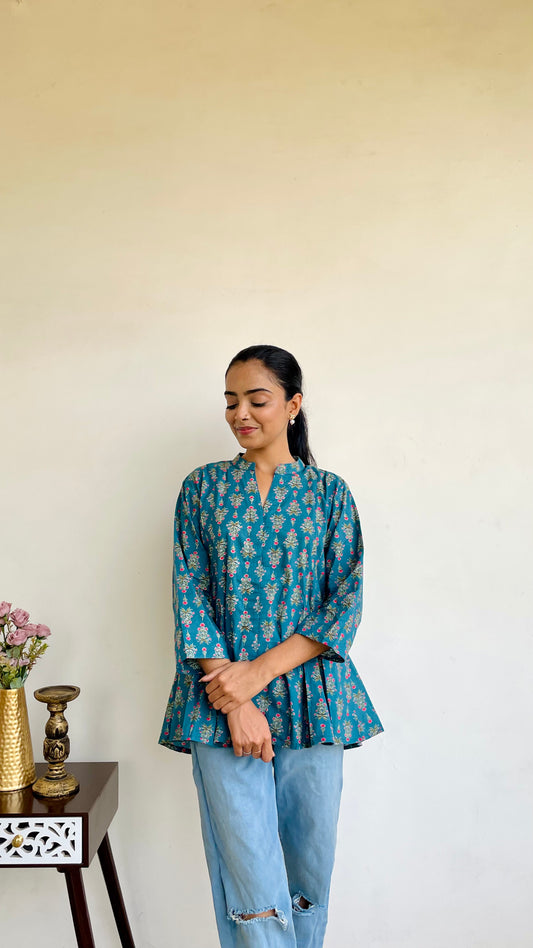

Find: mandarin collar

[231,453,304,476]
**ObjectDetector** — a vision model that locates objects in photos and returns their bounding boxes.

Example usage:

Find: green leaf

[10,678,23,689]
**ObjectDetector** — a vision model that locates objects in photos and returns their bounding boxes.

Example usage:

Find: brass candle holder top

[34,685,80,706]
[32,685,80,799]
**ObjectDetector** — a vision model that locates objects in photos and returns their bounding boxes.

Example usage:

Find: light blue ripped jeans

[191,741,344,948]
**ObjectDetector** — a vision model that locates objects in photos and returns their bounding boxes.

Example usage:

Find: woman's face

[224,359,301,456]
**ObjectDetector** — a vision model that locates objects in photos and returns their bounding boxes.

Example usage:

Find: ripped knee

[239,909,276,921]
[228,906,289,930]
[292,891,316,914]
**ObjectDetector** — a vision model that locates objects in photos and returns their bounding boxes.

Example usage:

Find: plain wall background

[1,1,532,945]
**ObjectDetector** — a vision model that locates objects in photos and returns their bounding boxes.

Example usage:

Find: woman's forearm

[197,658,232,675]
[200,635,328,714]
[198,635,325,683]
[254,633,327,685]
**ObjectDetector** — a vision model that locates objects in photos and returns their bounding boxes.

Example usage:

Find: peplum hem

[158,657,383,755]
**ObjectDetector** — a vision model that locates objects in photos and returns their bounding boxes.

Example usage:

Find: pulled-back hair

[225,344,316,466]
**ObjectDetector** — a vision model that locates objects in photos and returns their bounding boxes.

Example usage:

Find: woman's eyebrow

[224,388,272,396]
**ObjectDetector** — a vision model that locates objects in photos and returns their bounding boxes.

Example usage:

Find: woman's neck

[243,444,295,474]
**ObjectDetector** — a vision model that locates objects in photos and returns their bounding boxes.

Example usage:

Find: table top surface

[0,762,118,818]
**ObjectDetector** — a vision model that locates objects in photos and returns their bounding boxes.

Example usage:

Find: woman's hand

[226,702,274,762]
[200,660,269,713]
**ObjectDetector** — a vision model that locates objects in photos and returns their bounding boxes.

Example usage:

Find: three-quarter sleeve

[295,479,363,663]
[173,477,231,665]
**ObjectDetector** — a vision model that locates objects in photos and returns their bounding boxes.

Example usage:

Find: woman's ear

[290,392,303,416]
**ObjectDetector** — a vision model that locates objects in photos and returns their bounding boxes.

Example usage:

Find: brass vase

[0,686,36,792]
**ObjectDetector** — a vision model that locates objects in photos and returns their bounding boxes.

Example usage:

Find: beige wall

[1,1,532,945]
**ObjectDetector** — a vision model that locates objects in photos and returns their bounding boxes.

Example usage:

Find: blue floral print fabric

[159,454,383,754]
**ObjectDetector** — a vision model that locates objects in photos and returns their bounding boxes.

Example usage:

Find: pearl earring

[289,416,295,426]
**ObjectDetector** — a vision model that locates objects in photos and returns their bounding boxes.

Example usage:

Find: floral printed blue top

[159,453,383,754]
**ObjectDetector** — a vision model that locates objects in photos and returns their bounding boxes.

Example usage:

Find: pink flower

[0,601,12,619]
[10,608,30,627]
[19,623,39,637]
[6,627,30,646]
[35,623,51,639]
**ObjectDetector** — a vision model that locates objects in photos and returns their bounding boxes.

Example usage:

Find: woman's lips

[236,427,257,435]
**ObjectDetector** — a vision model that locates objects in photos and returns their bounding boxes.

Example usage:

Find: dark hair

[225,344,316,466]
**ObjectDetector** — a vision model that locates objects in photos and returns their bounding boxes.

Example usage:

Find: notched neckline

[232,453,304,476]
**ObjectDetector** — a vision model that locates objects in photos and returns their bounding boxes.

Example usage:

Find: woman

[159,344,383,948]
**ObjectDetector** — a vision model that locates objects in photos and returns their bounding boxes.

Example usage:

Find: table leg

[97,831,136,947]
[58,866,96,948]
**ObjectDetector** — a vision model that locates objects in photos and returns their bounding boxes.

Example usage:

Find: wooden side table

[0,761,136,948]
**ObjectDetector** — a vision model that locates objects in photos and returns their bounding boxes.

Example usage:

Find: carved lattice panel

[0,817,83,864]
